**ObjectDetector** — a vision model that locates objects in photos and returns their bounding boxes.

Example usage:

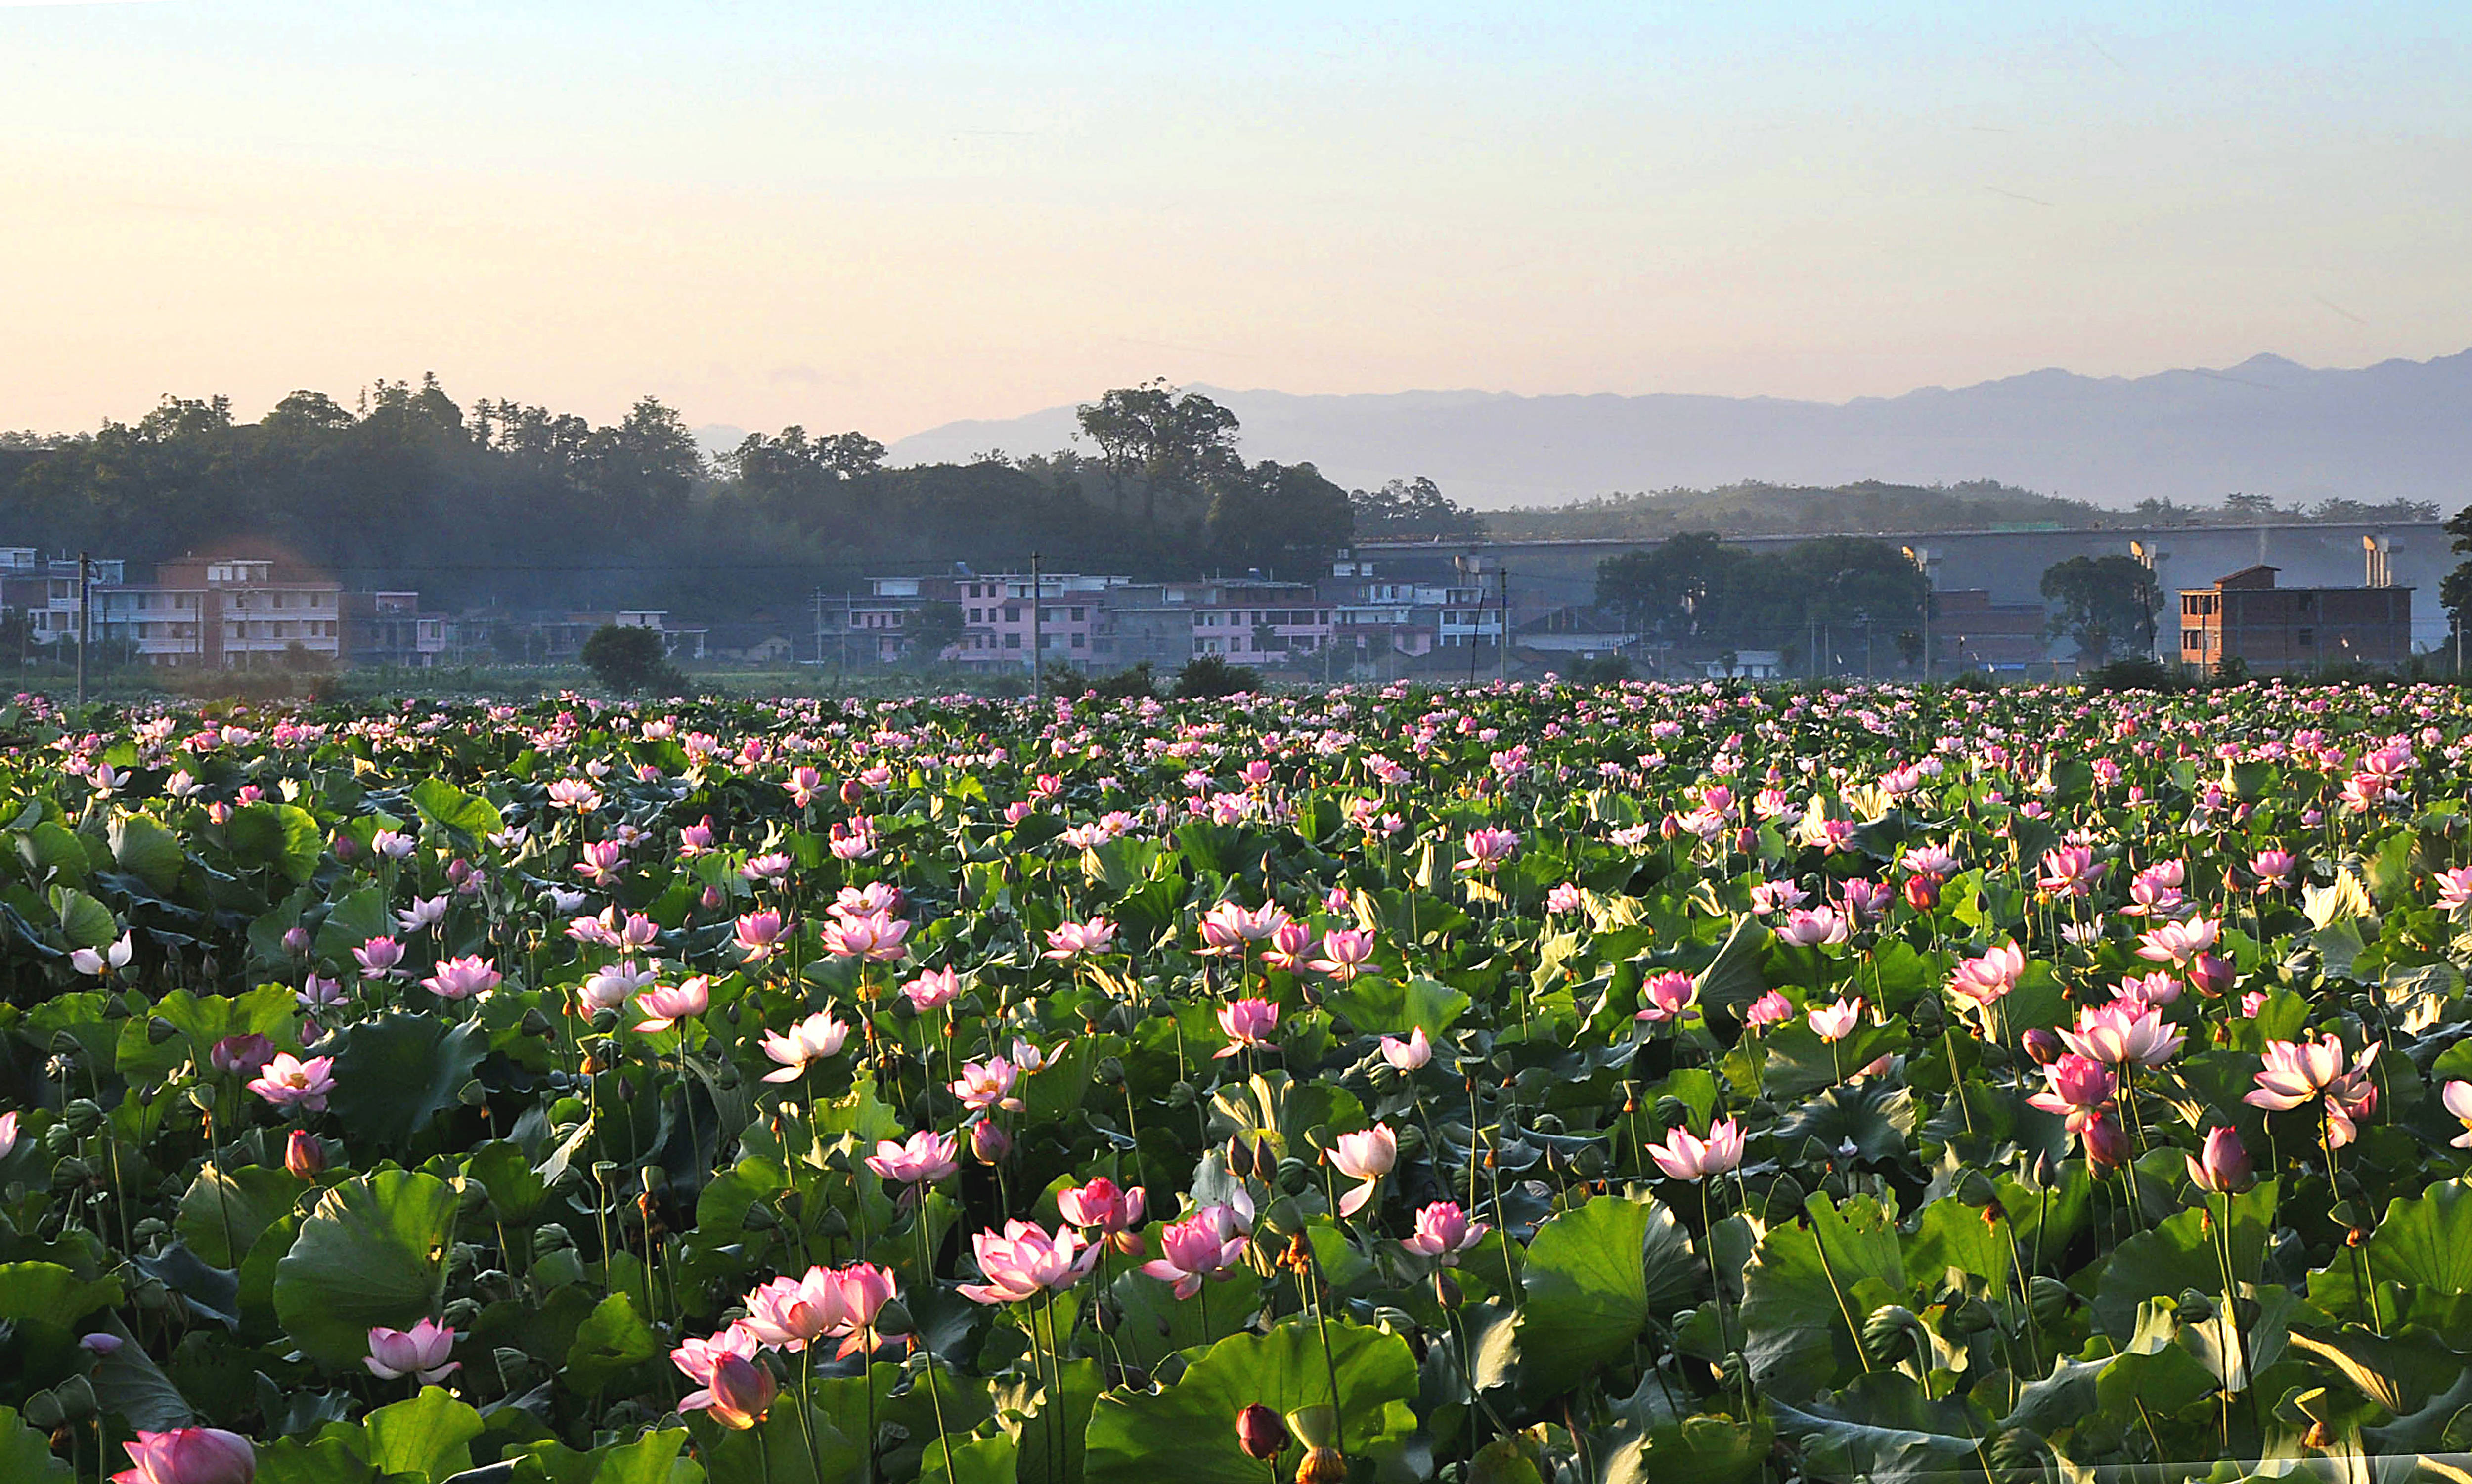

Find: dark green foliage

[2040,554,2161,663]
[579,624,680,695]
[1172,655,1259,697]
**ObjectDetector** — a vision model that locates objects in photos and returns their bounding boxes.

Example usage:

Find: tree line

[0,377,1484,622]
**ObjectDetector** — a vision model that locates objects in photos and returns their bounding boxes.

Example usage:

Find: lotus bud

[282,926,312,956]
[702,885,723,911]
[1902,873,1940,911]
[1227,1136,1255,1178]
[1236,1403,1289,1460]
[971,1121,1011,1164]
[840,778,867,807]
[708,1353,778,1430]
[2020,1027,2062,1066]
[285,1130,326,1178]
[2190,952,2234,999]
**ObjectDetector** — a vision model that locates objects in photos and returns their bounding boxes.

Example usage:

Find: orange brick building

[2177,565,2411,675]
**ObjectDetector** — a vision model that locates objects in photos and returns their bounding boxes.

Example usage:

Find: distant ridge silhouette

[886,350,2472,510]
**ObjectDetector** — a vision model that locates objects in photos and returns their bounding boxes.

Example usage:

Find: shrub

[1173,654,1260,698]
[579,624,685,695]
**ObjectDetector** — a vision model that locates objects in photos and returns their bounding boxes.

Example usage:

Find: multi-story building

[1320,558,1501,667]
[0,553,128,650]
[1928,588,2052,672]
[866,572,1132,668]
[343,591,451,668]
[2176,564,2413,674]
[90,558,343,668]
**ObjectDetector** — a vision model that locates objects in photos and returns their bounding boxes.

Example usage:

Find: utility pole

[811,587,824,670]
[1029,552,1043,706]
[76,550,89,706]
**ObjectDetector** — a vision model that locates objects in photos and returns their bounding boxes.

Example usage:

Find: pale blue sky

[4,1,2467,438]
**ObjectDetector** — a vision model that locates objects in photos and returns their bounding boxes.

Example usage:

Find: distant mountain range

[882,349,2472,510]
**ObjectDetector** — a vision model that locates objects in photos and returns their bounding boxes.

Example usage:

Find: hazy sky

[4,1,2468,441]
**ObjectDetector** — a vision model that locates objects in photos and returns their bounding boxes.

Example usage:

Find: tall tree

[2040,554,2161,662]
[1074,380,1240,525]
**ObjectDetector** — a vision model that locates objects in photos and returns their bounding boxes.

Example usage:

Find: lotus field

[9,681,2472,1484]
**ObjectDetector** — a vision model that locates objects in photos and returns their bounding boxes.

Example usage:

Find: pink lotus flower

[2135,917,2220,967]
[2083,1115,2131,1171]
[421,955,501,1002]
[1750,879,1810,915]
[2036,845,2105,897]
[904,967,962,1011]
[112,1427,257,1484]
[631,976,711,1034]
[1139,1205,1248,1298]
[2060,1003,2183,1070]
[209,1034,276,1079]
[580,959,657,1012]
[672,1322,763,1413]
[1806,998,1864,1043]
[827,818,877,862]
[696,1352,777,1430]
[677,817,717,856]
[1215,998,1280,1058]
[829,1262,900,1359]
[1545,881,1583,914]
[821,909,909,963]
[365,1317,458,1383]
[2248,849,2298,892]
[1647,1114,1744,1178]
[2027,1053,2115,1132]
[959,1220,1100,1305]
[2245,1034,2382,1146]
[1777,906,1850,948]
[2437,867,2472,914]
[1044,917,1117,960]
[1458,828,1521,872]
[1327,1124,1397,1217]
[1744,990,1795,1029]
[1378,1026,1432,1071]
[740,1269,849,1351]
[1402,1200,1489,1263]
[1838,878,1893,925]
[394,895,448,934]
[297,974,343,1009]
[2442,1081,2472,1149]
[734,909,790,962]
[741,851,792,882]
[574,840,627,885]
[0,1109,18,1161]
[1197,901,1293,955]
[544,778,602,811]
[284,1129,325,1178]
[246,1053,335,1114]
[951,1056,1023,1113]
[1947,943,2024,1008]
[2111,971,2181,1009]
[2186,1126,2252,1193]
[1307,928,1376,981]
[1058,1176,1147,1252]
[1261,919,1317,973]
[865,1129,960,1186]
[760,1012,849,1082]
[1635,970,1697,1025]
[784,766,824,808]
[352,936,405,978]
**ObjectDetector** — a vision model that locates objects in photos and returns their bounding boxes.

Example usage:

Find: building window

[1004,633,1020,649]
[2297,627,2314,648]
[1070,607,1085,622]
[2182,628,2204,652]
[1070,632,1086,648]
[1004,606,1020,623]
